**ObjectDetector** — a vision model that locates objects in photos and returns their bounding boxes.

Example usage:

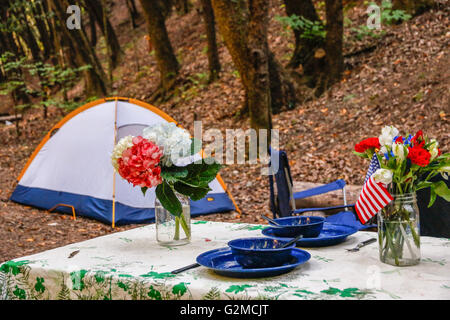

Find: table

[1,220,449,300]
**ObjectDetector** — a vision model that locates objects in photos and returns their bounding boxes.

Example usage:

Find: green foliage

[350,1,412,41]
[1,51,91,113]
[146,158,222,216]
[275,14,326,41]
[379,0,412,25]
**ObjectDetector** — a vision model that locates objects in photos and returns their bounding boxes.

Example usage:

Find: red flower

[117,136,163,188]
[408,145,431,167]
[411,130,425,148]
[355,137,381,153]
[395,136,404,144]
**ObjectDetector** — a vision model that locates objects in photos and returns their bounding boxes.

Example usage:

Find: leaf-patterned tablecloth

[1,220,449,300]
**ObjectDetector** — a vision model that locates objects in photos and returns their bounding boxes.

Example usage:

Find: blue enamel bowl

[227,237,296,268]
[270,216,325,238]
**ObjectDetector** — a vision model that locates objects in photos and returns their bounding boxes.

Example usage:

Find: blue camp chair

[268,148,376,230]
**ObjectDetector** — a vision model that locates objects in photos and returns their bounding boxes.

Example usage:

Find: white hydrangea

[143,122,192,167]
[379,125,399,147]
[111,135,134,170]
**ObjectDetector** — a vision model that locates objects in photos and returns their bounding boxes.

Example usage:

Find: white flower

[143,122,192,166]
[439,165,450,174]
[379,125,399,147]
[392,142,408,162]
[111,135,134,170]
[429,139,439,160]
[379,145,388,155]
[372,168,393,185]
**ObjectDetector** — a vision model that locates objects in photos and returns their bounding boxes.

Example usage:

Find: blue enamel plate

[196,247,311,278]
[262,223,358,247]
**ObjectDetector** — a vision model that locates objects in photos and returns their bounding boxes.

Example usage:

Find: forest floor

[0,0,448,262]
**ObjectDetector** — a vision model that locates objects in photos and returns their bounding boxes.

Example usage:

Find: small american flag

[355,154,393,224]
[364,153,380,184]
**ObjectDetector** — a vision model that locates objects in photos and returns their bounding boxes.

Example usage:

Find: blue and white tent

[11,97,237,226]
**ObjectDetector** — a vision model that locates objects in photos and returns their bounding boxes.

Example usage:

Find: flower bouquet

[111,122,221,246]
[354,126,450,266]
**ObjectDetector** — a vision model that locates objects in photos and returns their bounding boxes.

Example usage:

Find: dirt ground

[0,0,448,262]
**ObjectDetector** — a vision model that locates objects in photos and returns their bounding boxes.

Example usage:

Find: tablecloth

[1,220,449,300]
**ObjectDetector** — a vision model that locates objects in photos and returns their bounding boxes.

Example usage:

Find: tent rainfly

[11,97,237,226]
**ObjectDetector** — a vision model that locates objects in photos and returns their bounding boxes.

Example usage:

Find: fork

[346,238,376,252]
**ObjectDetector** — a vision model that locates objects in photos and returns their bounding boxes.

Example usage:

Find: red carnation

[117,136,163,188]
[411,130,425,148]
[408,145,431,167]
[355,137,381,153]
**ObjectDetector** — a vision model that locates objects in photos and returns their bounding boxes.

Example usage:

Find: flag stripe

[371,178,393,202]
[366,182,385,209]
[356,197,370,222]
[355,176,392,224]
[361,187,378,213]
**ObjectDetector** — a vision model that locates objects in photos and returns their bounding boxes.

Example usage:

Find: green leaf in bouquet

[155,181,182,216]
[173,182,211,201]
[428,185,437,208]
[160,166,189,183]
[183,158,222,187]
[427,181,450,208]
[434,181,450,202]
[352,151,368,158]
[141,187,148,196]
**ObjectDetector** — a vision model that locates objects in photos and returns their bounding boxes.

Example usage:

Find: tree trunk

[283,0,324,71]
[247,0,272,132]
[175,0,191,15]
[211,0,296,124]
[199,0,221,82]
[41,0,58,65]
[316,0,344,97]
[82,0,121,68]
[15,3,42,61]
[88,7,97,47]
[139,0,180,100]
[211,0,272,132]
[31,0,53,60]
[392,0,434,15]
[126,0,139,28]
[50,0,108,97]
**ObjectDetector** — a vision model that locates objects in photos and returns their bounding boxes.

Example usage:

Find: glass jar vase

[378,192,420,266]
[155,193,191,246]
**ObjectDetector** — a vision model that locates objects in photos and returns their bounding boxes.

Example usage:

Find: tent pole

[112,98,118,228]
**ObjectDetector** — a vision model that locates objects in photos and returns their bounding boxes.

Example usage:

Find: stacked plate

[196,238,311,278]
[194,217,357,278]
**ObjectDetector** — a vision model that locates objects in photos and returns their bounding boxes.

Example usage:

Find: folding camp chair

[268,148,376,230]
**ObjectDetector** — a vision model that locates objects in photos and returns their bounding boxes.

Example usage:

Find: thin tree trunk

[211,0,272,131]
[175,0,190,15]
[82,0,121,68]
[211,0,296,120]
[88,7,97,47]
[316,0,344,97]
[139,0,180,100]
[126,0,139,28]
[247,0,272,132]
[283,0,323,71]
[200,0,221,82]
[31,0,53,59]
[15,3,42,61]
[50,0,108,96]
[41,0,58,65]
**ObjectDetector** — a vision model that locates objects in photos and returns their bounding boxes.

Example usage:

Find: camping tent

[10,97,237,226]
